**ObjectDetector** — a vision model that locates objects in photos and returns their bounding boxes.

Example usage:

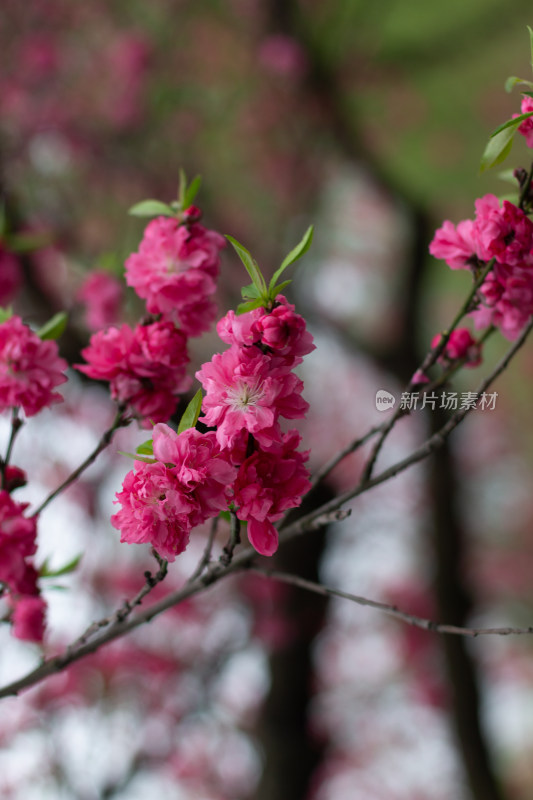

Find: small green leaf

[183,175,202,209]
[40,553,82,578]
[129,200,175,218]
[0,307,13,325]
[268,225,313,293]
[241,283,261,300]
[497,168,519,184]
[7,231,52,253]
[480,125,516,172]
[226,236,267,295]
[136,439,154,456]
[236,298,265,315]
[37,311,68,341]
[504,75,533,93]
[178,389,203,434]
[490,112,533,138]
[528,25,533,72]
[218,509,231,522]
[269,279,293,297]
[118,451,157,463]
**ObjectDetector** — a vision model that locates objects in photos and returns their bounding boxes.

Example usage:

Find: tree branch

[247,567,533,637]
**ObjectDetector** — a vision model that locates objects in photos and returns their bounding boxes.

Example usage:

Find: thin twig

[309,424,383,490]
[64,552,168,655]
[1,408,23,488]
[187,516,220,583]
[220,511,241,566]
[360,258,496,482]
[248,567,533,637]
[1,319,530,700]
[279,317,533,542]
[32,408,130,517]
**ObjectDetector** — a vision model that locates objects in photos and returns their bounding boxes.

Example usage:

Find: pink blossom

[112,427,236,560]
[11,595,47,643]
[196,346,308,449]
[0,491,38,593]
[0,247,22,305]
[233,430,311,556]
[253,296,315,364]
[76,270,123,331]
[475,197,533,267]
[125,217,225,335]
[217,296,315,366]
[429,219,478,269]
[515,95,533,148]
[431,328,481,367]
[0,315,68,416]
[111,461,197,560]
[76,320,191,426]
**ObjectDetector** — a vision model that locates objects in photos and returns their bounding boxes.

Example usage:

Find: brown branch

[1,319,530,700]
[248,567,533,637]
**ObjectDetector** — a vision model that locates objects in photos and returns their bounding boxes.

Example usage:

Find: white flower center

[226,379,264,411]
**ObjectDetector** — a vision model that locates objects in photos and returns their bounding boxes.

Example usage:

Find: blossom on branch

[111,425,237,560]
[233,430,311,556]
[0,315,68,416]
[431,328,482,367]
[196,346,308,449]
[76,320,191,426]
[124,215,225,335]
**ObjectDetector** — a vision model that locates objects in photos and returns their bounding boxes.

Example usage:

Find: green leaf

[7,231,52,253]
[129,199,175,218]
[497,168,519,184]
[236,298,265,315]
[183,175,202,209]
[118,451,157,463]
[37,311,68,341]
[480,125,516,173]
[178,168,187,207]
[268,225,313,293]
[136,438,154,456]
[178,389,203,434]
[504,75,533,93]
[240,282,261,300]
[490,112,533,138]
[40,553,82,578]
[0,307,13,324]
[218,509,231,522]
[226,235,267,295]
[528,25,533,72]
[269,279,292,297]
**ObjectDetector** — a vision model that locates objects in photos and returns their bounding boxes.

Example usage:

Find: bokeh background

[2,2,533,799]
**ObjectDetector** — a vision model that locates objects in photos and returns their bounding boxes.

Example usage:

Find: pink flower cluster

[77,209,225,426]
[125,215,225,336]
[430,193,533,339]
[431,328,481,368]
[0,315,68,416]
[0,477,46,643]
[112,295,314,559]
[196,296,314,555]
[77,320,191,428]
[111,424,236,561]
